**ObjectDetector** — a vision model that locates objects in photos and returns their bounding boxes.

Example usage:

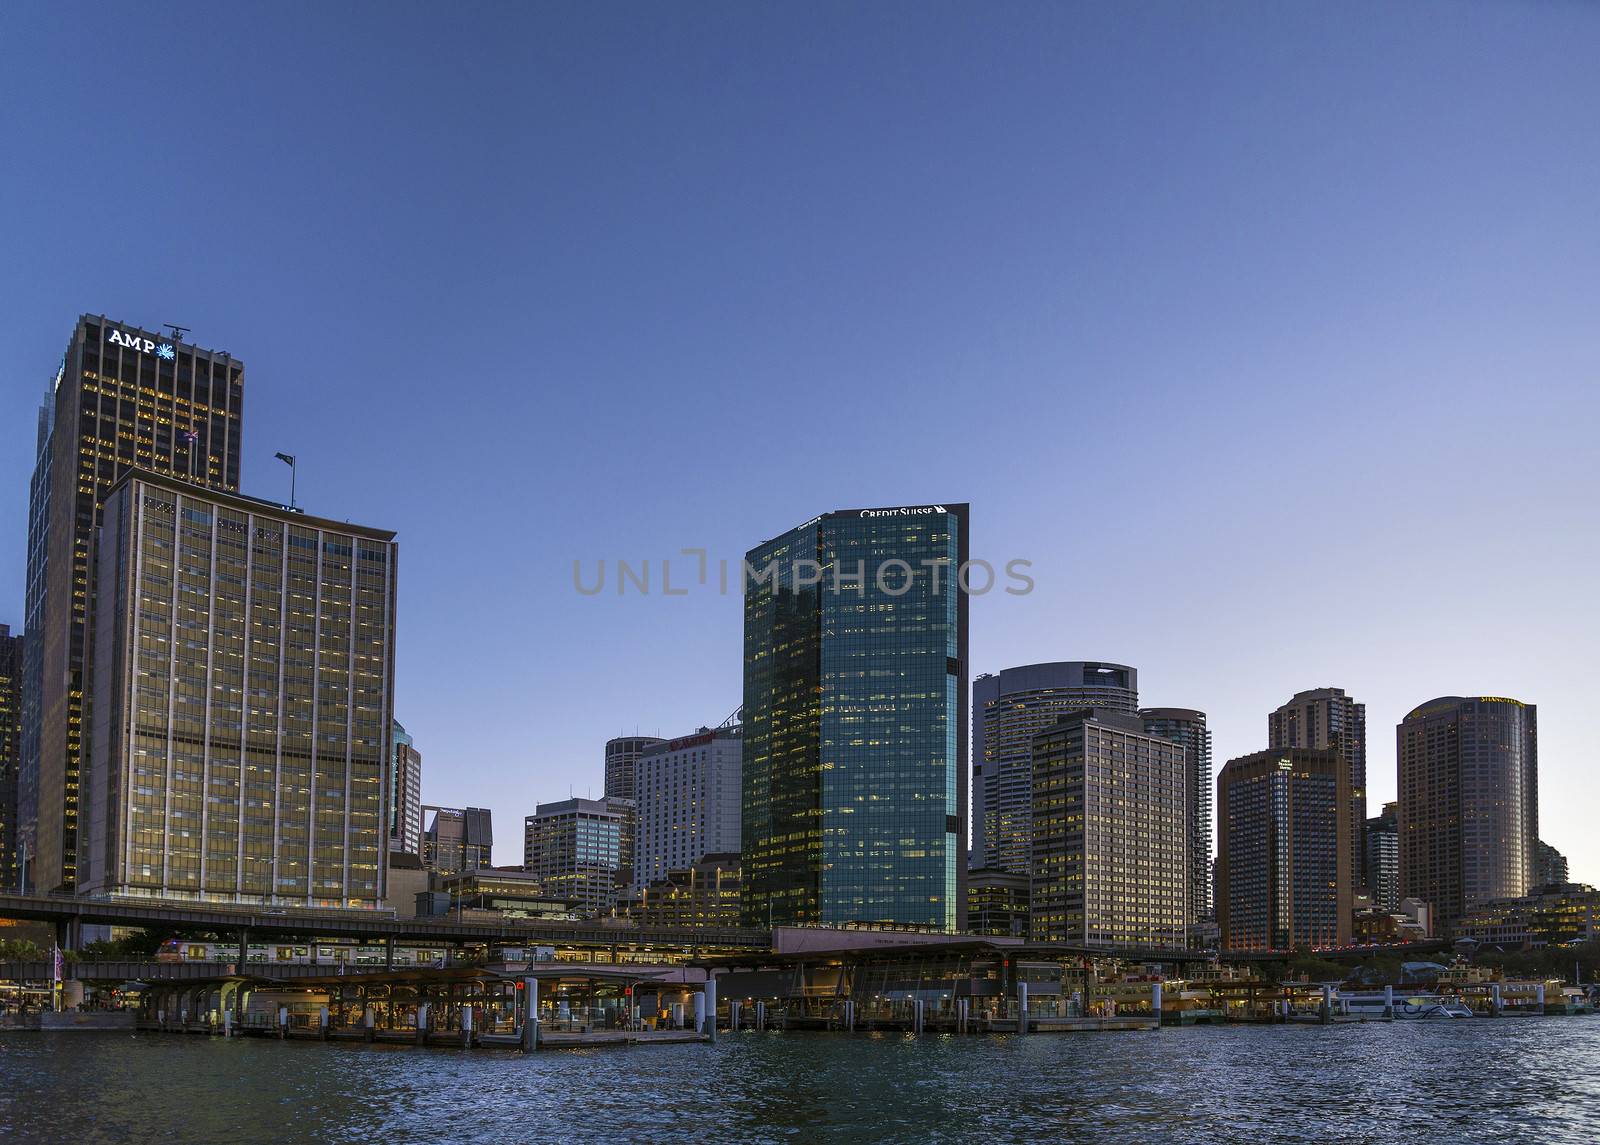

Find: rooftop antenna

[163,323,190,343]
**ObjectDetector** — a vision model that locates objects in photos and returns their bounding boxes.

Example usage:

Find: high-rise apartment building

[971,662,1137,875]
[1364,802,1399,913]
[742,504,968,931]
[1534,840,1568,889]
[604,735,665,804]
[1217,747,1352,952]
[422,806,494,875]
[79,471,395,907]
[1268,687,1366,894]
[523,796,627,917]
[390,721,423,856]
[1397,696,1538,927]
[1140,707,1213,927]
[24,316,244,893]
[634,725,742,891]
[0,625,23,891]
[1030,708,1187,949]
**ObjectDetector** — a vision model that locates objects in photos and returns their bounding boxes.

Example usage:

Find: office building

[634,724,742,891]
[741,504,968,931]
[1534,840,1568,889]
[1030,708,1187,949]
[1140,707,1214,927]
[1454,883,1598,948]
[620,853,741,929]
[966,867,1030,938]
[79,471,395,908]
[604,735,665,804]
[1397,696,1538,928]
[24,316,244,893]
[972,662,1137,875]
[436,867,577,921]
[0,626,22,891]
[422,806,494,876]
[1216,747,1352,952]
[1268,687,1366,895]
[1365,802,1400,913]
[390,721,423,856]
[523,796,627,917]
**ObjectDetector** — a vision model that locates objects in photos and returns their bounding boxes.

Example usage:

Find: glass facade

[1140,708,1214,928]
[81,473,395,908]
[1217,747,1351,951]
[741,505,968,931]
[1269,687,1367,895]
[523,797,627,917]
[25,316,243,893]
[0,626,22,891]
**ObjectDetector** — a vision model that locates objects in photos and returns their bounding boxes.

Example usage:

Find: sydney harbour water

[2,1022,1597,1143]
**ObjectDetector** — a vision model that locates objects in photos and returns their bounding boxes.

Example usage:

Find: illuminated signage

[106,327,175,360]
[857,505,948,518]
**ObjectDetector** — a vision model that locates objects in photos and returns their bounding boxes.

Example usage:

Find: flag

[274,452,296,466]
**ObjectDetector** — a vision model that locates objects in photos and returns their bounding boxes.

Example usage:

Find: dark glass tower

[22,316,243,893]
[741,504,968,931]
[1268,687,1366,896]
[0,625,22,891]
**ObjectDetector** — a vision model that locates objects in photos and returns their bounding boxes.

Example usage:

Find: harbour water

[2,1021,1596,1143]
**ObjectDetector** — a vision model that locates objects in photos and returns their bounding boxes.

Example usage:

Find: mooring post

[1383,985,1394,1020]
[319,1005,329,1041]
[520,976,539,1052]
[1321,985,1333,1025]
[703,975,717,1043]
[1017,981,1029,1034]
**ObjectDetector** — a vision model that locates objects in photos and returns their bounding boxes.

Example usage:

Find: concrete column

[703,976,717,1042]
[319,1005,329,1041]
[363,1005,376,1043]
[1321,985,1333,1025]
[385,935,395,971]
[844,999,855,1032]
[693,992,706,1036]
[1491,983,1503,1017]
[277,1005,288,1039]
[1152,982,1163,1024]
[755,1001,766,1031]
[519,977,539,1052]
[1017,981,1028,1034]
[416,1002,429,1046]
[223,1010,233,1038]
[1536,983,1546,1014]
[237,929,248,968]
[912,998,924,1035]
[1384,985,1394,1020]
[729,1000,741,1032]
[462,1003,474,1048]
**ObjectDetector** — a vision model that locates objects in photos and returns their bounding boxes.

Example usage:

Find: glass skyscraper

[23,316,243,893]
[741,504,968,932]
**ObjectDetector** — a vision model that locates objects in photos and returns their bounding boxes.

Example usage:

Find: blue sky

[3,2,1596,876]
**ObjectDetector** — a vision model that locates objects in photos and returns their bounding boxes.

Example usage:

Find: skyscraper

[422,806,494,876]
[1268,687,1366,894]
[604,735,666,804]
[391,721,424,856]
[1217,747,1352,952]
[742,503,968,931]
[1365,802,1400,914]
[1140,707,1214,927]
[1397,696,1538,927]
[0,625,23,891]
[1030,708,1187,949]
[24,316,244,893]
[634,725,742,891]
[971,662,1137,875]
[79,471,395,908]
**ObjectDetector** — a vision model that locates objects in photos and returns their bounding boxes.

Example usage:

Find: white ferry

[1339,992,1473,1019]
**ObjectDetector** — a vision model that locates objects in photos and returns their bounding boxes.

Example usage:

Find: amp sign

[106,327,175,361]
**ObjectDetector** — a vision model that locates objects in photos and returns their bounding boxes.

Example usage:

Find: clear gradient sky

[3,2,1596,877]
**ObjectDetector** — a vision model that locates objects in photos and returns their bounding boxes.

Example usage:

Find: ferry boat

[1339,991,1473,1019]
